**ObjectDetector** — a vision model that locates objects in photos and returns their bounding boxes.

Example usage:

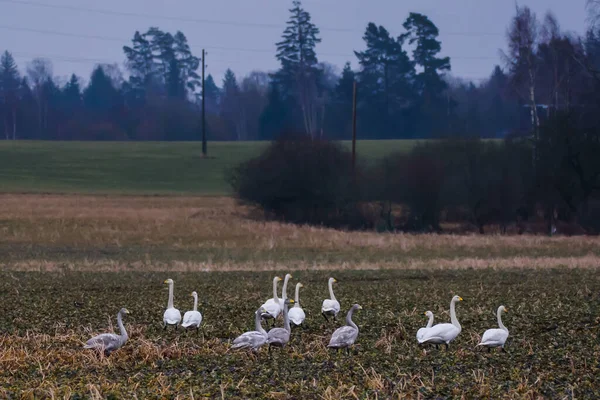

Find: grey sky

[0,0,589,87]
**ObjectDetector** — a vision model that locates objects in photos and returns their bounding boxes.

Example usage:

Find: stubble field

[1,194,600,398]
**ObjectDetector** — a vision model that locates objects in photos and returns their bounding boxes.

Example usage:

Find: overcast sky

[0,0,589,86]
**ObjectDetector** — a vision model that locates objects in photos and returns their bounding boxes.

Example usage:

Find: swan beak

[124,309,130,314]
[299,283,304,288]
[163,280,168,284]
[458,296,463,301]
[505,308,509,312]
[423,311,427,315]
[275,276,282,281]
[289,299,295,304]
[358,305,363,310]
[333,278,337,283]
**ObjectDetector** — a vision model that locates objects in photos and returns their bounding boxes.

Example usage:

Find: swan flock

[84,276,510,358]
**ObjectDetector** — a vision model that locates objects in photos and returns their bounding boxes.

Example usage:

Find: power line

[1,0,505,36]
[0,25,501,61]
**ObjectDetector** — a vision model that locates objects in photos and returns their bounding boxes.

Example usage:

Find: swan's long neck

[328,280,336,301]
[272,279,280,305]
[281,275,290,300]
[426,313,434,328]
[117,311,128,339]
[346,307,358,330]
[294,284,301,307]
[450,299,461,330]
[167,282,174,309]
[283,302,291,332]
[255,310,266,335]
[193,293,198,312]
[497,308,507,332]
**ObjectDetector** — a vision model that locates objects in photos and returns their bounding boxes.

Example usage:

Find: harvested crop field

[1,194,600,398]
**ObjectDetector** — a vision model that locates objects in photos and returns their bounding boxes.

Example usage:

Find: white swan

[181,291,203,331]
[84,308,129,356]
[327,304,362,354]
[478,305,509,352]
[267,298,294,350]
[232,306,269,351]
[416,310,434,342]
[264,273,292,310]
[419,295,463,349]
[321,277,340,322]
[260,276,282,326]
[163,278,182,330]
[288,283,305,327]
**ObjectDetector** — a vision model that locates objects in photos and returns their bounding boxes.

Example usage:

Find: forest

[2,2,599,141]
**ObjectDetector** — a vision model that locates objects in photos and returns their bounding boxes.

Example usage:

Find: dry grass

[1,194,600,271]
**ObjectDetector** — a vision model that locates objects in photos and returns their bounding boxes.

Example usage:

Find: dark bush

[228,133,363,228]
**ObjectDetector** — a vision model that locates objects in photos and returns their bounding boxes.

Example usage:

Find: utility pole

[201,48,207,157]
[351,80,357,172]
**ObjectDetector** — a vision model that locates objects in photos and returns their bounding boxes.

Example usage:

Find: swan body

[419,296,463,348]
[416,311,434,342]
[181,291,203,329]
[328,304,362,351]
[260,276,283,323]
[268,299,294,348]
[478,305,509,351]
[84,308,129,356]
[264,273,292,310]
[288,283,305,326]
[163,278,182,329]
[232,307,269,351]
[321,277,340,322]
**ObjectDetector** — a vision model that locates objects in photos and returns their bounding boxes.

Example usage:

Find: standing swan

[328,304,362,354]
[181,291,203,332]
[261,276,282,326]
[288,283,305,327]
[267,299,295,351]
[416,311,434,343]
[478,305,509,352]
[419,295,463,350]
[163,278,182,330]
[264,273,292,311]
[232,306,269,351]
[84,308,130,356]
[321,277,340,322]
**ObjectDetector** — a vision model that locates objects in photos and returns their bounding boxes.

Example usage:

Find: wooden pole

[351,80,357,171]
[201,49,207,157]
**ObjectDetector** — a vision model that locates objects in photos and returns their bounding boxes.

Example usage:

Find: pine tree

[62,74,82,109]
[84,66,122,118]
[0,51,21,139]
[354,23,415,138]
[221,69,244,140]
[203,74,220,114]
[274,0,322,136]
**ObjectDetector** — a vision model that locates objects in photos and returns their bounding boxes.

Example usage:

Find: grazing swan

[478,305,509,352]
[419,295,463,349]
[321,277,340,322]
[267,299,295,351]
[84,308,129,356]
[416,311,435,342]
[261,276,282,326]
[264,273,292,310]
[232,306,269,351]
[288,283,305,327]
[163,278,182,330]
[328,304,362,354]
[181,291,203,331]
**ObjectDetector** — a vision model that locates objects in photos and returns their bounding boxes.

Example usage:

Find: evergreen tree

[0,51,20,139]
[62,74,82,109]
[203,74,220,114]
[220,69,244,140]
[354,23,415,138]
[84,66,122,119]
[274,0,322,136]
[401,13,451,136]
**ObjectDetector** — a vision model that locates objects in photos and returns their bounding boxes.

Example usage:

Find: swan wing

[260,300,281,319]
[181,311,202,328]
[232,331,268,349]
[84,333,122,352]
[328,326,358,348]
[321,299,340,314]
[416,327,429,341]
[420,323,460,344]
[267,327,290,346]
[288,307,305,325]
[163,308,182,325]
[479,328,508,346]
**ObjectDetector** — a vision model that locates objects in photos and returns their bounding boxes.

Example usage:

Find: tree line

[0,2,599,141]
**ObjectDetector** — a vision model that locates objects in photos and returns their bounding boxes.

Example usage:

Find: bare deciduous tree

[26,58,53,138]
